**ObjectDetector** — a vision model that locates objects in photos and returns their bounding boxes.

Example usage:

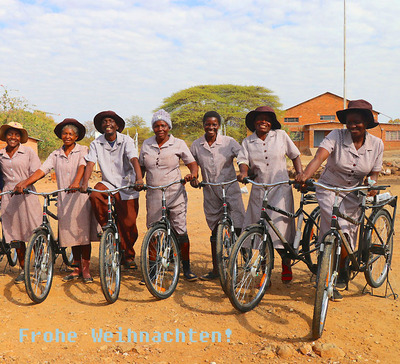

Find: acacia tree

[155,84,282,143]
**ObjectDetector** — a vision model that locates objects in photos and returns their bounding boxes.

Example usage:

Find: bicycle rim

[216,220,235,295]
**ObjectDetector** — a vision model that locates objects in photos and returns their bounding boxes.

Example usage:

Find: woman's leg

[81,244,93,283]
[63,245,82,281]
[179,234,198,282]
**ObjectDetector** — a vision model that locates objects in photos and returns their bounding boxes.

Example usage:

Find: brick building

[281,92,400,154]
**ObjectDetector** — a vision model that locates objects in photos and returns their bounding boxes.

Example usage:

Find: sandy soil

[0,163,399,363]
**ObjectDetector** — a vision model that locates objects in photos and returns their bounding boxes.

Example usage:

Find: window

[320,115,336,121]
[386,131,400,141]
[284,117,299,123]
[290,131,304,141]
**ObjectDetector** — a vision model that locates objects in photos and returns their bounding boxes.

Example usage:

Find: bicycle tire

[99,228,121,304]
[226,225,273,312]
[312,236,336,339]
[216,219,235,295]
[5,239,18,267]
[301,206,321,274]
[24,230,54,304]
[61,246,74,266]
[364,208,393,288]
[140,223,180,299]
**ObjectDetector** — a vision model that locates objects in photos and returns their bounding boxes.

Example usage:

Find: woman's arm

[130,157,144,189]
[295,147,330,183]
[68,165,86,192]
[14,169,46,193]
[237,163,249,183]
[183,161,198,182]
[291,155,303,175]
[80,161,95,192]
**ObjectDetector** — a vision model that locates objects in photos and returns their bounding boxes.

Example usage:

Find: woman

[15,118,99,283]
[139,109,199,281]
[237,106,303,283]
[296,99,383,300]
[0,122,42,284]
[190,111,245,280]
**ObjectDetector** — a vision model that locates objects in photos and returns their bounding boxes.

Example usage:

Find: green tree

[155,84,282,143]
[389,118,400,124]
[125,115,152,147]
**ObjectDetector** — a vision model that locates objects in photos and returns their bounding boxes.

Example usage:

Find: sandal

[200,271,219,281]
[63,273,81,282]
[183,270,198,282]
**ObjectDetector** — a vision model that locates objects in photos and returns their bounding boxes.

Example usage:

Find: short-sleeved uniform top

[317,129,384,247]
[237,130,300,249]
[139,135,195,235]
[190,133,245,231]
[0,145,42,243]
[85,132,139,200]
[40,144,100,247]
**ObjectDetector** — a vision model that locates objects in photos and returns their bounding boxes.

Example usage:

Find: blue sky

[1,0,399,125]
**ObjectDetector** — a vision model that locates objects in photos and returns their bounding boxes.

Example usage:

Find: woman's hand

[184,173,197,183]
[237,172,248,183]
[133,178,144,191]
[80,181,89,193]
[67,182,80,193]
[14,180,29,194]
[190,177,199,188]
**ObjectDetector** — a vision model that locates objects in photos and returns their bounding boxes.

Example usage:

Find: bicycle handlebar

[22,188,75,197]
[143,179,185,191]
[86,185,135,194]
[242,178,289,188]
[305,179,389,193]
[198,179,237,188]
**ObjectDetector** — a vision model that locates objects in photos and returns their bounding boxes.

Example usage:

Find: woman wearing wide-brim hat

[237,106,303,284]
[296,99,384,301]
[0,122,42,284]
[15,118,100,283]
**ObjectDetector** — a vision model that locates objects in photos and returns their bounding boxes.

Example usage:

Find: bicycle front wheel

[99,228,121,304]
[24,230,54,304]
[312,236,337,339]
[140,224,180,299]
[6,240,18,267]
[216,220,235,295]
[364,208,393,288]
[301,206,321,274]
[227,225,273,312]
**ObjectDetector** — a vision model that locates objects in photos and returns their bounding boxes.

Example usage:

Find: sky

[1,0,399,125]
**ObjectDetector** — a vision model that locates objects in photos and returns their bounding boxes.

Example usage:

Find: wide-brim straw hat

[54,118,86,141]
[245,106,281,132]
[94,111,125,133]
[336,99,379,129]
[0,122,29,143]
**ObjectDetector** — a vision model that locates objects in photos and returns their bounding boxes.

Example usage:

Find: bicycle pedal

[369,244,386,255]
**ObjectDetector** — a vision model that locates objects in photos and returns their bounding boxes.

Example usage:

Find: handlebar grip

[242,177,249,184]
[198,182,204,188]
[22,188,30,194]
[305,179,315,187]
[180,178,186,184]
[370,185,389,191]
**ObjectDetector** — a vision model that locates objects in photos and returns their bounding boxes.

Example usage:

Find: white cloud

[0,0,399,126]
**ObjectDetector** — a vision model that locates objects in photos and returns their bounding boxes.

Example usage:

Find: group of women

[0,99,383,302]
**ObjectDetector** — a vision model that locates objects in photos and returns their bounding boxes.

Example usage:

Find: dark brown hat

[245,106,281,132]
[336,99,379,129]
[54,118,86,141]
[94,111,125,133]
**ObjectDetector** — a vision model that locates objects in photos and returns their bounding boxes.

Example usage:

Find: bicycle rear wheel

[61,246,74,266]
[312,236,337,339]
[301,206,320,274]
[99,228,121,304]
[216,220,235,295]
[364,208,393,288]
[140,223,180,299]
[24,230,54,304]
[227,225,273,312]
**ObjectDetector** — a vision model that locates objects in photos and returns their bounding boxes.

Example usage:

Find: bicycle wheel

[24,230,54,304]
[216,220,235,295]
[61,246,74,266]
[227,225,273,312]
[312,235,337,339]
[364,208,393,288]
[99,228,121,304]
[5,239,18,267]
[140,223,180,299]
[301,206,320,273]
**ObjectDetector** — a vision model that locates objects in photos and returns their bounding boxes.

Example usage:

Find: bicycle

[86,185,133,304]
[308,180,397,339]
[140,179,185,300]
[196,179,241,295]
[227,179,320,312]
[0,191,18,268]
[22,188,75,303]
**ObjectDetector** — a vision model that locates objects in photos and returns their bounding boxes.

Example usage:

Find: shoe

[336,266,349,291]
[63,273,81,282]
[336,280,347,291]
[139,279,146,285]
[332,289,343,302]
[82,276,93,284]
[281,262,293,283]
[15,272,25,284]
[200,271,219,281]
[183,270,198,282]
[123,260,138,270]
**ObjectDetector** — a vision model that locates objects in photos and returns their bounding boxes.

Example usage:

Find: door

[314,131,326,147]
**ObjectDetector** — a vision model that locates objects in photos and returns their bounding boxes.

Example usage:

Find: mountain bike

[227,179,320,312]
[196,179,241,295]
[140,180,185,299]
[23,188,74,303]
[308,180,397,339]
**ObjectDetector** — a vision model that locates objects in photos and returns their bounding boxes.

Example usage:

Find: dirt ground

[0,156,399,363]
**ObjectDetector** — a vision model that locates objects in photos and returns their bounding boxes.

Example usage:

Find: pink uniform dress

[0,145,42,243]
[317,129,383,248]
[190,133,245,230]
[40,144,99,247]
[139,135,195,235]
[237,130,300,249]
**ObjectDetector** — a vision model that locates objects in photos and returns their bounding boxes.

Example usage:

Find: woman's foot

[15,272,25,284]
[184,270,198,282]
[200,271,219,281]
[63,273,81,282]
